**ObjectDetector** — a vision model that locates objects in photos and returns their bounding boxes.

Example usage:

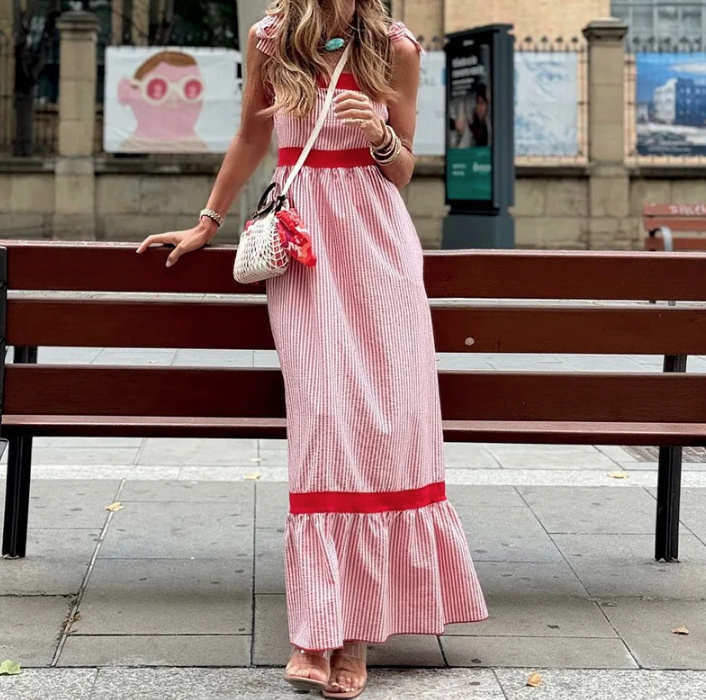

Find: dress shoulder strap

[255,14,282,56]
[388,21,424,54]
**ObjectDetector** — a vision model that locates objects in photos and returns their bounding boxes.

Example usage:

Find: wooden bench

[2,242,706,564]
[644,203,706,251]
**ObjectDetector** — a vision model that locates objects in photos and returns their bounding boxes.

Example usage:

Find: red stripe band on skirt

[289,481,447,515]
[278,147,376,169]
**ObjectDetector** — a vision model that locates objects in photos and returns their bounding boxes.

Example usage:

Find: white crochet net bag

[233,45,351,285]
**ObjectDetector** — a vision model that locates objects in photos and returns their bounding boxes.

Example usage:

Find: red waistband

[289,481,447,515]
[278,147,375,169]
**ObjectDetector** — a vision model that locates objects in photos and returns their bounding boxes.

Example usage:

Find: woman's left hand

[334,91,386,147]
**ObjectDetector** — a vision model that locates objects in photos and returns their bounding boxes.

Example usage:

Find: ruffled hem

[284,499,488,650]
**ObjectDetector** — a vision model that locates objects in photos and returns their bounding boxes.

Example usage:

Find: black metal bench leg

[1,346,38,560]
[655,445,683,562]
[2,435,33,559]
[654,353,687,563]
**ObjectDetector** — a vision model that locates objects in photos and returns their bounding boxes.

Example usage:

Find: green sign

[446,146,492,201]
[445,31,494,209]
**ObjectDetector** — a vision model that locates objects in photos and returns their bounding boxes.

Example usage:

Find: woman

[137,1,487,696]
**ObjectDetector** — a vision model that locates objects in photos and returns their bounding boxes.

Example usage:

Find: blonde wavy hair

[262,0,393,117]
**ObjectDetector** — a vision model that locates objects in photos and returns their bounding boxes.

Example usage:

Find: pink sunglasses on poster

[131,75,204,105]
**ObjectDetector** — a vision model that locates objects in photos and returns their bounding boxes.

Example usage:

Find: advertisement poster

[415,51,445,156]
[514,52,579,156]
[636,52,706,156]
[104,47,241,154]
[446,35,493,203]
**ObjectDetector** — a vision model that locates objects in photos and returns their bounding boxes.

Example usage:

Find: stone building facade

[1,2,703,250]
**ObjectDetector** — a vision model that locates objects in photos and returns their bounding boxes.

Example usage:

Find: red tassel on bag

[275,209,317,268]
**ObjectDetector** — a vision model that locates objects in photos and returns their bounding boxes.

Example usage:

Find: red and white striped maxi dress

[257,16,488,651]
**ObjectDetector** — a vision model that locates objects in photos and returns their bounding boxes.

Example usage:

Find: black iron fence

[625,37,706,165]
[0,33,59,157]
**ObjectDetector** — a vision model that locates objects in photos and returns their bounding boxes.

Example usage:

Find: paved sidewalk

[3,479,706,698]
[2,347,706,698]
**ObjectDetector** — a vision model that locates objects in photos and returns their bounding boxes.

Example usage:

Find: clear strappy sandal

[283,646,332,693]
[323,641,368,699]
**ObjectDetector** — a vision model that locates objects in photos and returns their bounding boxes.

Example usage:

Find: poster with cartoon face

[104,47,241,153]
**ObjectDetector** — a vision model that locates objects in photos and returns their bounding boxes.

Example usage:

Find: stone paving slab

[88,667,505,700]
[57,634,251,667]
[96,501,252,560]
[0,480,119,529]
[137,438,258,467]
[74,559,252,636]
[484,444,617,471]
[461,505,564,563]
[448,484,527,508]
[0,668,97,700]
[0,595,71,667]
[473,561,589,598]
[254,528,285,595]
[1,529,100,595]
[118,479,255,504]
[33,437,143,448]
[93,349,177,366]
[30,447,140,466]
[676,488,706,543]
[254,482,288,529]
[495,669,706,700]
[443,443,502,469]
[6,668,706,700]
[553,533,706,599]
[441,635,638,669]
[445,595,616,639]
[24,466,182,480]
[518,486,658,535]
[172,349,254,367]
[602,599,706,670]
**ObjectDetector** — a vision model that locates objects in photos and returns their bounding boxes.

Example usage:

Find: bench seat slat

[9,299,706,355]
[3,415,705,446]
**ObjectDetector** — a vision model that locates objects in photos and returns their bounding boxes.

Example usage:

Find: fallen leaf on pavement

[671,627,690,635]
[250,458,262,463]
[0,660,21,675]
[608,472,629,479]
[244,473,261,480]
[526,671,542,687]
[105,502,124,512]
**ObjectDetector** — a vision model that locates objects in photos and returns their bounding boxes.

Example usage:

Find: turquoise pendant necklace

[324,37,346,52]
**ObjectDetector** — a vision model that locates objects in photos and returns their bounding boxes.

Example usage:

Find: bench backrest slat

[9,299,706,355]
[5,242,706,301]
[5,366,706,424]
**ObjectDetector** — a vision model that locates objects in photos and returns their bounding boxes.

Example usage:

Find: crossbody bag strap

[280,43,353,197]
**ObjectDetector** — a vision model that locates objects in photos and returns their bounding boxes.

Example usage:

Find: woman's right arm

[137,25,274,267]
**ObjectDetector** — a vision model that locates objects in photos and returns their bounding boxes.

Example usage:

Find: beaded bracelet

[199,208,224,228]
[370,125,402,166]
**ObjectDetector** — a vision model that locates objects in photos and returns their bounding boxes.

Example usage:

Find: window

[612,1,706,43]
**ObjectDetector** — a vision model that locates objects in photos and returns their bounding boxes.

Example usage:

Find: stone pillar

[131,0,150,45]
[0,0,12,37]
[54,11,100,240]
[583,19,632,249]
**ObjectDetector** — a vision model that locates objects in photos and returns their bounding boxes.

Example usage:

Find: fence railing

[625,37,706,167]
[0,34,59,157]
[514,37,588,166]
